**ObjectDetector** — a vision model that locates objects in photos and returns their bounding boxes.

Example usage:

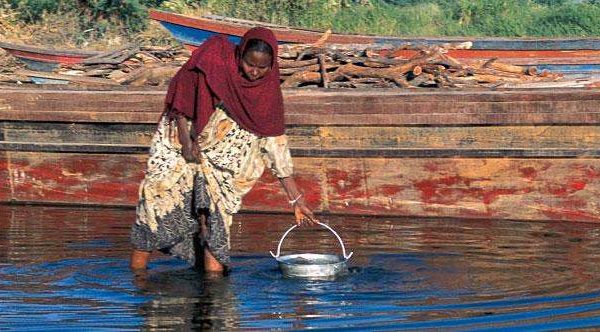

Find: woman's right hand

[294,198,318,226]
[181,140,200,163]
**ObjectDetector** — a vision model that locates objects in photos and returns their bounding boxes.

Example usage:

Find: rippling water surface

[2,205,600,331]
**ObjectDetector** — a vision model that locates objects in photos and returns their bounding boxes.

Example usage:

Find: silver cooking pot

[270,221,353,279]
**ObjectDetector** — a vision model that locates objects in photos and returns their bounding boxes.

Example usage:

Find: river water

[1,204,600,331]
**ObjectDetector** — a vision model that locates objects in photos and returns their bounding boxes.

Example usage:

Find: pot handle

[270,221,353,260]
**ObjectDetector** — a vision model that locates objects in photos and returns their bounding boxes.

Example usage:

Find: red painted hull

[1,87,599,222]
[151,9,600,71]
[0,42,100,64]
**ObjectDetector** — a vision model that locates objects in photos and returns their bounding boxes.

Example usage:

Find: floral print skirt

[130,117,231,267]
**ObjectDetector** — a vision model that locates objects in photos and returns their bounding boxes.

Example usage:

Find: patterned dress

[130,107,293,267]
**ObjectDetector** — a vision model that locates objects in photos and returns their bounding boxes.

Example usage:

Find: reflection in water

[134,267,240,330]
[1,205,600,330]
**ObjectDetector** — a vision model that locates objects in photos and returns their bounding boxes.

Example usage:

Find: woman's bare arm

[174,114,200,163]
[279,176,318,226]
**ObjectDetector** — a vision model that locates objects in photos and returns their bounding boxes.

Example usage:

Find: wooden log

[408,73,436,87]
[15,69,120,86]
[282,70,344,88]
[82,69,114,77]
[279,58,318,69]
[447,74,525,84]
[280,62,339,76]
[0,73,31,83]
[83,45,140,65]
[280,64,320,76]
[318,54,329,88]
[331,53,408,67]
[281,71,321,88]
[484,58,538,76]
[334,63,415,87]
[412,65,423,76]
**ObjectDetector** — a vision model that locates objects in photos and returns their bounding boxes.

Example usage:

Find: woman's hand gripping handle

[175,114,200,163]
[280,177,318,226]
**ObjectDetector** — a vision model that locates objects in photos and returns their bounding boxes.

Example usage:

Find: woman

[130,27,317,274]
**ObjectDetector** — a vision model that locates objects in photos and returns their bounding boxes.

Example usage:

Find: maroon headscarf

[164,27,285,137]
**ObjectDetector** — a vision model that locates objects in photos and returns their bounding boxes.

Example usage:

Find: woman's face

[241,50,272,81]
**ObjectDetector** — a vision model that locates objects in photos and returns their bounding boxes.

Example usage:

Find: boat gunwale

[0,41,102,58]
[148,9,600,48]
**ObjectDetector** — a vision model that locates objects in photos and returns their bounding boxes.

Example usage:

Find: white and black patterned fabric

[131,173,230,267]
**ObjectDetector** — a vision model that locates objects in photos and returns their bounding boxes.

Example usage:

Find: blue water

[1,205,600,330]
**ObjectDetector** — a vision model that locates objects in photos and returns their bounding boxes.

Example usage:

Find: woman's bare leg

[130,249,151,270]
[199,213,225,273]
[204,247,224,272]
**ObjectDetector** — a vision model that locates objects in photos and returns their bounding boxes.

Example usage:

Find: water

[2,205,600,330]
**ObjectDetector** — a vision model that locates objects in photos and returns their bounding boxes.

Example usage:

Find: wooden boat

[0,41,102,71]
[149,9,600,75]
[1,86,599,223]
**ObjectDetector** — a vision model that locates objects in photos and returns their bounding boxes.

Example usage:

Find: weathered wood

[0,122,154,146]
[2,152,599,222]
[279,58,318,69]
[0,151,10,202]
[483,58,538,75]
[281,71,322,88]
[318,54,329,88]
[6,151,144,206]
[1,88,600,125]
[1,86,599,222]
[15,70,120,86]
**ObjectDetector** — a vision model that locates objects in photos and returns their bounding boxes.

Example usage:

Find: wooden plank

[1,122,154,146]
[1,88,600,125]
[2,142,600,158]
[3,122,600,151]
[0,151,10,201]
[243,160,326,213]
[8,152,145,206]
[322,158,371,214]
[16,70,121,86]
[318,126,600,150]
[2,122,600,158]
[2,152,600,222]
[363,158,600,223]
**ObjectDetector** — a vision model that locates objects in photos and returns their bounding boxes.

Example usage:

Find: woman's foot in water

[130,249,151,272]
[204,247,226,276]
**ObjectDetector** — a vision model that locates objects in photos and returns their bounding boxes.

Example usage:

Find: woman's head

[240,38,273,81]
[238,27,278,82]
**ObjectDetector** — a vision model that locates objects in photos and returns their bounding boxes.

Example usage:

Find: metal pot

[270,221,353,279]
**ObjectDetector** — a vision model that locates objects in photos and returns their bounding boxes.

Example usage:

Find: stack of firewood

[277,42,563,88]
[0,42,565,88]
[0,45,189,87]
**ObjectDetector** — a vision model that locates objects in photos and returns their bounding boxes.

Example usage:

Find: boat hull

[149,10,600,76]
[0,42,101,71]
[1,87,599,222]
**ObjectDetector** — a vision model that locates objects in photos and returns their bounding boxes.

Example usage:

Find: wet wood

[2,151,599,222]
[1,87,599,222]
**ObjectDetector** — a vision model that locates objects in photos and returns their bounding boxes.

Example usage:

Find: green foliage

[5,0,149,34]
[190,0,600,37]
[530,2,600,36]
[84,0,149,32]
[7,0,76,22]
[3,0,600,47]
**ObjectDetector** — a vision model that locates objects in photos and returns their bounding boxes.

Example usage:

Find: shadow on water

[2,205,600,330]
